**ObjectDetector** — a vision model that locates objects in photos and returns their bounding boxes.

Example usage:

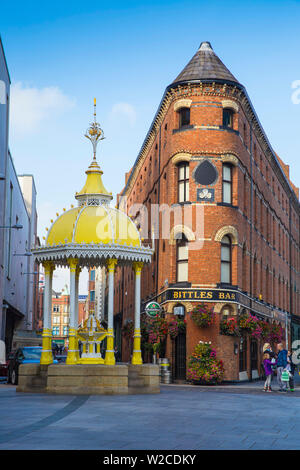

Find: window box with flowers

[187,341,224,385]
[190,304,214,328]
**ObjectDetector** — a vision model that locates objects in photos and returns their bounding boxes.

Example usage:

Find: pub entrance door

[250,339,258,377]
[174,329,186,380]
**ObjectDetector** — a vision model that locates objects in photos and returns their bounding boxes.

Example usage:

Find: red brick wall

[115,83,300,380]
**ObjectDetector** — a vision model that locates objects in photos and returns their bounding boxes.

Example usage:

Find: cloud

[10,82,75,136]
[110,102,136,127]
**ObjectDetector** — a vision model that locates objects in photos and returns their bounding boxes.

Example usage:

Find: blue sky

[1,0,300,291]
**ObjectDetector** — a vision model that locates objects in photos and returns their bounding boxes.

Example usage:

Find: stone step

[31,376,47,388]
[128,371,139,379]
[128,377,144,388]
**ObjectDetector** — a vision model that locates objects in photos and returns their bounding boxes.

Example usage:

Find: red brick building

[115,42,300,381]
[39,284,87,347]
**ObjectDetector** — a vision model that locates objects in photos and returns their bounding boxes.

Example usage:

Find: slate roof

[171,41,240,86]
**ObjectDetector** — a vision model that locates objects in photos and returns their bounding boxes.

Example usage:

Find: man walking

[276,343,288,392]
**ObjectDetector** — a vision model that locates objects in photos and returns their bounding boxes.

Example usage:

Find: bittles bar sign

[156,288,238,304]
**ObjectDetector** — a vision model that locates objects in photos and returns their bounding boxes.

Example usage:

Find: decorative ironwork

[85,98,105,160]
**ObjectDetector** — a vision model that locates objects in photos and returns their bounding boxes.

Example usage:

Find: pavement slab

[1,381,300,450]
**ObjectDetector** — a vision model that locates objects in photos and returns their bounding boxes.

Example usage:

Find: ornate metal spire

[85,98,105,160]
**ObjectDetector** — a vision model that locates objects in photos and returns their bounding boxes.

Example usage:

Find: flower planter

[190,305,214,328]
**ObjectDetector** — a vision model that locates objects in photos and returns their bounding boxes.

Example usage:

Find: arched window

[221,235,231,284]
[178,107,190,128]
[177,162,189,203]
[176,234,188,283]
[221,304,233,319]
[222,163,232,204]
[223,108,234,128]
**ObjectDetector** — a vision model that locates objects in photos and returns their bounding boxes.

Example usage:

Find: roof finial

[199,41,213,52]
[85,98,105,161]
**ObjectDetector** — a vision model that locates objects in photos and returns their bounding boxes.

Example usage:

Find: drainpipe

[249,120,254,382]
[155,126,162,298]
[288,196,292,350]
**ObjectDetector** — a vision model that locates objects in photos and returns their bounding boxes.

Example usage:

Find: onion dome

[46,205,141,247]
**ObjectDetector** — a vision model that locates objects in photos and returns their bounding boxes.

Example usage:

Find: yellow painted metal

[76,314,107,365]
[76,161,111,197]
[77,357,105,364]
[106,258,117,272]
[47,207,81,245]
[133,261,144,274]
[66,328,78,365]
[46,205,141,247]
[67,257,78,272]
[75,205,112,244]
[131,329,143,365]
[104,329,115,365]
[40,329,53,365]
[109,210,140,247]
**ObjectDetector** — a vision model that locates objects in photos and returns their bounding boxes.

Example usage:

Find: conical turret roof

[171,41,240,86]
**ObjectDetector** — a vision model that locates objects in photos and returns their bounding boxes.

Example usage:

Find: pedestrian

[262,343,276,389]
[114,346,121,362]
[263,343,274,356]
[286,350,296,392]
[276,343,288,392]
[263,351,277,392]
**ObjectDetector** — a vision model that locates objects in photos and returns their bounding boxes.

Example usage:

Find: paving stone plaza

[1,381,300,450]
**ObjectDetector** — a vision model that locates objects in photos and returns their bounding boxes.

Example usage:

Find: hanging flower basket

[258,319,271,340]
[168,319,186,339]
[264,322,284,343]
[187,341,224,385]
[220,316,239,336]
[238,312,262,337]
[141,315,169,354]
[190,304,214,328]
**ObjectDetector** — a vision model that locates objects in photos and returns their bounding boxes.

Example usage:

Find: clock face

[194,160,218,186]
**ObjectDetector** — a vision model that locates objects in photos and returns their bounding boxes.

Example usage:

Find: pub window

[221,235,232,284]
[176,234,188,283]
[178,107,190,128]
[223,108,234,128]
[177,162,189,203]
[222,163,232,204]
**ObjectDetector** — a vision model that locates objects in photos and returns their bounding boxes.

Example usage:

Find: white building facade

[0,37,10,345]
[0,38,39,353]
